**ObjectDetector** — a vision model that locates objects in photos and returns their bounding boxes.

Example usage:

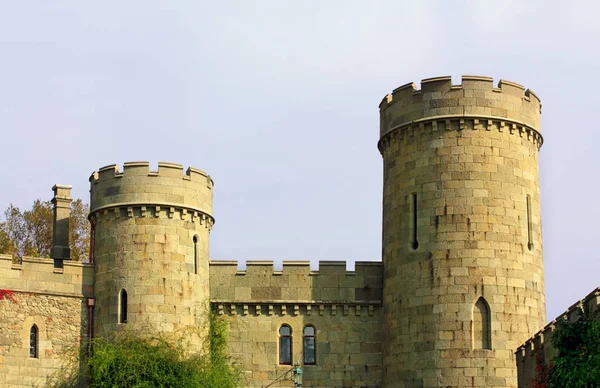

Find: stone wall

[515,287,600,388]
[210,260,383,387]
[379,76,546,387]
[89,162,213,351]
[0,254,94,387]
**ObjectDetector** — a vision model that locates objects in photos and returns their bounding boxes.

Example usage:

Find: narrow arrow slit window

[411,193,419,250]
[527,195,534,251]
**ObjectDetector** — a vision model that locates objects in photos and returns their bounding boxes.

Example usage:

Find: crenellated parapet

[515,287,600,388]
[0,254,94,298]
[211,259,381,276]
[89,161,214,227]
[90,161,213,186]
[209,260,383,314]
[378,75,542,153]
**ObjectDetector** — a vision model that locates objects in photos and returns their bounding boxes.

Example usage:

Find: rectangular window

[303,337,315,365]
[279,337,291,365]
[303,325,316,365]
[279,325,292,365]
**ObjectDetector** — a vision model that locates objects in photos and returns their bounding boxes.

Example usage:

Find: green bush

[51,312,241,388]
[548,306,600,388]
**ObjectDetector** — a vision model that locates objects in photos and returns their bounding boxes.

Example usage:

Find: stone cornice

[89,202,215,230]
[211,300,381,317]
[4,287,90,299]
[0,254,94,268]
[378,115,543,155]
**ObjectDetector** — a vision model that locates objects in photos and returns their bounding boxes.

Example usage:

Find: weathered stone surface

[0,255,92,387]
[90,162,213,351]
[379,76,545,387]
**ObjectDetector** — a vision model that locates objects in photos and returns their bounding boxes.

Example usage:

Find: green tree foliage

[0,199,90,261]
[0,201,52,257]
[23,200,53,256]
[51,312,241,388]
[0,218,13,254]
[87,334,207,388]
[69,199,90,261]
[206,308,241,387]
[2,204,30,257]
[548,306,600,387]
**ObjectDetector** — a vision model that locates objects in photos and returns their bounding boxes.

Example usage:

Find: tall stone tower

[89,162,214,350]
[378,76,545,387]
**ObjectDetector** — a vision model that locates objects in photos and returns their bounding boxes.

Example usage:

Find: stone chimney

[51,184,72,262]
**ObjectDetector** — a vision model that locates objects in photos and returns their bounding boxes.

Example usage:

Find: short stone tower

[378,76,546,387]
[89,162,214,349]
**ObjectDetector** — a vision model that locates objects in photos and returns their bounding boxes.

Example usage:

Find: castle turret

[89,162,214,349]
[379,76,545,387]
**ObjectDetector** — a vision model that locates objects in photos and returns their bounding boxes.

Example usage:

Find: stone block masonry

[0,255,94,387]
[379,76,545,387]
[89,162,214,351]
[210,260,383,387]
[210,260,383,303]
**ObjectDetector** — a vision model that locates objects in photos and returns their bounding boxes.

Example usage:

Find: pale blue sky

[0,1,598,320]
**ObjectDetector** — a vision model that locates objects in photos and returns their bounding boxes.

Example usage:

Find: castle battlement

[209,260,383,305]
[0,254,94,298]
[379,75,541,138]
[89,162,213,217]
[90,161,213,186]
[210,259,382,275]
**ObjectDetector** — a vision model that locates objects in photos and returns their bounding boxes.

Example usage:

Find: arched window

[303,325,316,365]
[29,325,38,358]
[193,235,198,274]
[279,325,292,365]
[473,297,492,350]
[119,289,128,324]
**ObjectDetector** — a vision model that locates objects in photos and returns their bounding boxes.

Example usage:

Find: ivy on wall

[0,289,17,303]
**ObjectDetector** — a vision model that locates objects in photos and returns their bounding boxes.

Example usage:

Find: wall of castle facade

[515,287,600,388]
[210,260,383,387]
[0,255,94,387]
